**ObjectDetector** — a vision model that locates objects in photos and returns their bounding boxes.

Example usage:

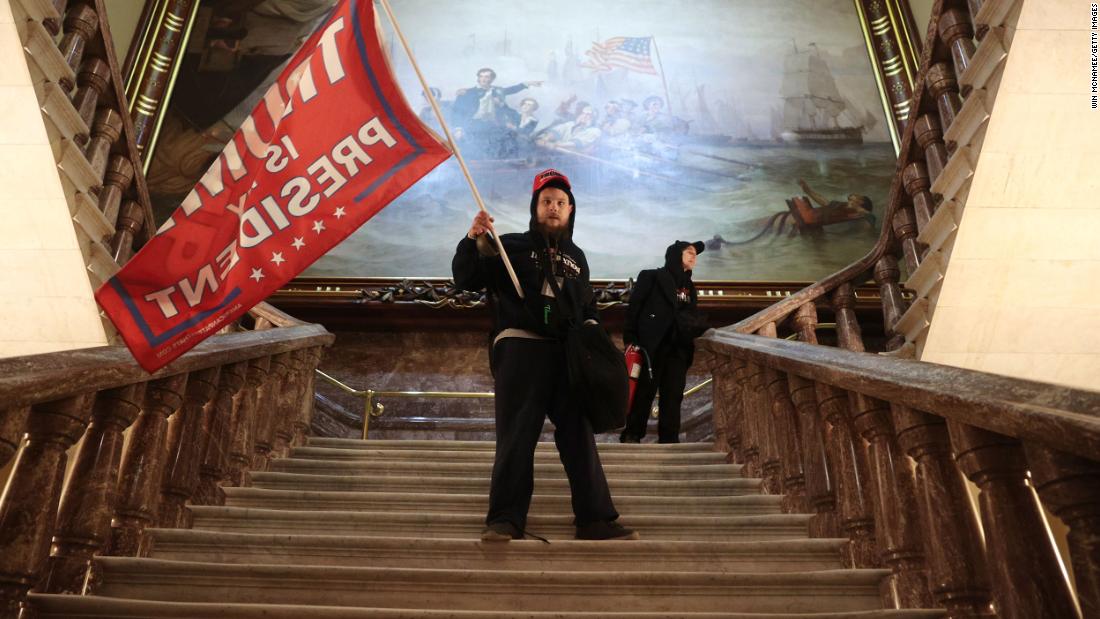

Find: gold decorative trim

[142,0,201,168]
[854,0,902,154]
[150,51,173,72]
[126,0,170,106]
[883,0,918,88]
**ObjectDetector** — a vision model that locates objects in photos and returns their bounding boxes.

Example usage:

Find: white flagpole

[375,0,525,299]
[649,35,674,117]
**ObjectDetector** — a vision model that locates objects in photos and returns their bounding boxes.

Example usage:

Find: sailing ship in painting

[419,36,880,189]
[778,43,877,145]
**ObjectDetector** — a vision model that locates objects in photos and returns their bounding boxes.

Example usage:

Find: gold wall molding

[122,0,199,169]
[854,0,923,154]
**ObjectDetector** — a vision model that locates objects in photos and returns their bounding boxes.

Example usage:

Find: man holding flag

[96,0,450,372]
[453,169,639,543]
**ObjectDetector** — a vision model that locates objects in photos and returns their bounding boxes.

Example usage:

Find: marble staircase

[30,438,945,617]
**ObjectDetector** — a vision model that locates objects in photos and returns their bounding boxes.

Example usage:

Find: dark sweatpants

[622,343,692,443]
[486,337,618,530]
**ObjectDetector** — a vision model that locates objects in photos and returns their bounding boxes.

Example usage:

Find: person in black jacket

[620,240,708,443]
[452,168,638,542]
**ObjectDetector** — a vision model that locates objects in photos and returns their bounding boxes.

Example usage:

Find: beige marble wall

[909,0,934,37]
[0,1,108,357]
[103,0,144,62]
[922,1,1100,391]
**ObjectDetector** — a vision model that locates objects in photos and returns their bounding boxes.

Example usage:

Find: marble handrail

[700,325,1093,617]
[700,331,1100,461]
[0,324,333,411]
[0,322,334,616]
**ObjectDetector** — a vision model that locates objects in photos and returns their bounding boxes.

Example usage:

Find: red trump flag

[96,0,450,372]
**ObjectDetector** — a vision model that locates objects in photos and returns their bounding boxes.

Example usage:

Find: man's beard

[537,219,569,240]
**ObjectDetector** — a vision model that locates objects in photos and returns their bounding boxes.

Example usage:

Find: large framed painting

[143,0,908,283]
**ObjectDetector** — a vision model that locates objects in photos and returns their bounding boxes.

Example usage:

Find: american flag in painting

[581,36,658,74]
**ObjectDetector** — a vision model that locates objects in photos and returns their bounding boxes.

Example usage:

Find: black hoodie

[623,241,701,354]
[662,241,697,291]
[452,182,597,340]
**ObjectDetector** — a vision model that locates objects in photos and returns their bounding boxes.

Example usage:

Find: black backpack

[540,252,628,433]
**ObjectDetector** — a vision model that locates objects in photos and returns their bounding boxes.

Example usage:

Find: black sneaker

[575,520,640,541]
[619,434,641,444]
[480,521,523,542]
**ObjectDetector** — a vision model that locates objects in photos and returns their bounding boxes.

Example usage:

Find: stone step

[146,529,846,572]
[270,458,741,480]
[308,437,715,452]
[86,557,893,613]
[221,488,783,517]
[189,507,811,542]
[30,594,947,618]
[250,472,763,497]
[290,445,729,465]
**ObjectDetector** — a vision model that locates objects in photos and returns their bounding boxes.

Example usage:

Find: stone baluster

[734,360,761,478]
[874,257,907,350]
[71,58,111,134]
[850,394,933,607]
[43,0,68,35]
[831,284,864,353]
[938,9,977,89]
[84,108,124,185]
[950,426,1079,618]
[252,352,292,471]
[0,407,29,469]
[903,162,936,233]
[58,3,98,82]
[98,156,134,229]
[1024,445,1100,618]
[892,404,994,616]
[41,384,145,594]
[833,283,932,606]
[816,384,879,568]
[228,356,270,486]
[788,374,839,538]
[790,302,816,342]
[755,324,783,495]
[927,63,963,135]
[913,114,950,186]
[893,203,923,274]
[759,322,805,511]
[0,394,93,615]
[766,368,806,512]
[291,347,323,448]
[722,358,748,465]
[708,354,734,459]
[748,360,774,485]
[158,367,221,529]
[272,353,306,459]
[706,354,732,457]
[111,200,144,264]
[196,361,250,506]
[110,373,188,557]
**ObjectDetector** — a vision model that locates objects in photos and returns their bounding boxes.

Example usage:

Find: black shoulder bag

[540,253,628,433]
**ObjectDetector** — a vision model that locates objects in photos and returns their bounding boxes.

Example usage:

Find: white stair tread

[250,471,764,496]
[89,557,894,613]
[146,529,846,572]
[31,594,946,618]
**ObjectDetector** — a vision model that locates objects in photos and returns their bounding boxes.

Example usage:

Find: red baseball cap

[532,168,571,194]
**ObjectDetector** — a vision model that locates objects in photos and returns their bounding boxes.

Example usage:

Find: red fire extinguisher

[624,345,651,412]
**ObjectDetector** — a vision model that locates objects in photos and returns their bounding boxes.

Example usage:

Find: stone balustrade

[700,328,1095,618]
[10,0,156,292]
[0,306,333,617]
